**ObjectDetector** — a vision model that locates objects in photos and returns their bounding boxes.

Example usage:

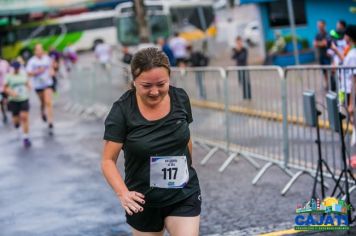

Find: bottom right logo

[295,197,351,230]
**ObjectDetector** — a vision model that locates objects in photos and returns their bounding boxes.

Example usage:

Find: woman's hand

[118,191,145,215]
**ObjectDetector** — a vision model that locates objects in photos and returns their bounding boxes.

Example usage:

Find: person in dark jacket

[232,36,251,99]
[157,37,176,67]
[187,45,209,99]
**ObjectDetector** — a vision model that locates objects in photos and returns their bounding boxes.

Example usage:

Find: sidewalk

[0,88,355,235]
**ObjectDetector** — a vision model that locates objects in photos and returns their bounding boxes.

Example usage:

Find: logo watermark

[294,197,351,231]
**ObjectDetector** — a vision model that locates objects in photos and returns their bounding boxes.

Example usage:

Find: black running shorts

[8,100,30,116]
[126,191,201,232]
[1,92,7,100]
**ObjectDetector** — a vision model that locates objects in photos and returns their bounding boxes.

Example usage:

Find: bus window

[116,14,169,45]
[149,15,170,42]
[170,6,214,31]
[117,16,140,45]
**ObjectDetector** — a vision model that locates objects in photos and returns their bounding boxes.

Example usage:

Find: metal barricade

[67,62,131,119]
[282,65,355,195]
[66,63,355,197]
[170,67,231,168]
[225,66,293,184]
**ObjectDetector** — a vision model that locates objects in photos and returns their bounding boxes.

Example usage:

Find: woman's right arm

[101,140,145,215]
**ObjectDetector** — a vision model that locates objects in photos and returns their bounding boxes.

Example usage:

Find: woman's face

[135,67,170,107]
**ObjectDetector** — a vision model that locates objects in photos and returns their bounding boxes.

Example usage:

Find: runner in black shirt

[102,47,201,235]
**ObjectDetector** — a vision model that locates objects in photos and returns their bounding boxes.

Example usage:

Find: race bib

[37,76,47,85]
[13,85,28,98]
[150,156,189,188]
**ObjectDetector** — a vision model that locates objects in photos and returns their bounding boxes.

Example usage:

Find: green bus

[0,10,117,60]
[114,0,216,46]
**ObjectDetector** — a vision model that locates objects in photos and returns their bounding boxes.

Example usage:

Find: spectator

[232,36,251,99]
[264,30,286,65]
[95,40,112,70]
[328,21,347,92]
[342,25,356,168]
[121,46,133,84]
[187,45,209,99]
[121,46,133,65]
[336,20,347,38]
[314,20,331,90]
[169,32,188,67]
[157,37,176,66]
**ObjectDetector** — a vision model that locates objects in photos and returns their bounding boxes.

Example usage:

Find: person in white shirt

[169,32,188,67]
[337,25,356,168]
[95,41,112,69]
[26,43,55,135]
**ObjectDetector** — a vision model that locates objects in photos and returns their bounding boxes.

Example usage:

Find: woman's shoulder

[170,86,189,101]
[116,89,134,103]
[171,85,186,95]
[108,89,135,119]
[111,89,135,111]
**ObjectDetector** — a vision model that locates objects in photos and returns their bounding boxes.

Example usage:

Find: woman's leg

[1,96,8,123]
[12,115,19,128]
[164,216,200,236]
[19,111,29,135]
[37,91,46,121]
[43,88,54,125]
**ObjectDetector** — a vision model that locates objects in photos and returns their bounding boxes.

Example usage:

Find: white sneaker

[15,127,21,140]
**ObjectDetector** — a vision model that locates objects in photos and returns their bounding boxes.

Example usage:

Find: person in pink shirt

[0,57,10,124]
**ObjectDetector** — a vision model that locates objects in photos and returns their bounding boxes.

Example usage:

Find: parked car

[243,21,260,47]
[213,0,227,10]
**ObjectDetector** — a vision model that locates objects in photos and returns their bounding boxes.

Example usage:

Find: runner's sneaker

[48,123,54,136]
[42,113,47,122]
[23,138,31,148]
[15,127,21,140]
[2,115,7,124]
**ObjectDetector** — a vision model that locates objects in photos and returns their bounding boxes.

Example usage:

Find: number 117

[162,167,178,180]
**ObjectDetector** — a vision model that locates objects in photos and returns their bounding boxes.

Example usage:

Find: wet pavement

[1,88,356,236]
[0,97,131,236]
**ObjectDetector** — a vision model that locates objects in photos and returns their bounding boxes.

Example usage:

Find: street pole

[133,0,149,43]
[286,0,299,65]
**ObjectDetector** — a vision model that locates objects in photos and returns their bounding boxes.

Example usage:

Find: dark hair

[236,36,242,41]
[338,20,346,28]
[318,19,326,24]
[131,47,170,80]
[11,60,21,69]
[345,24,356,42]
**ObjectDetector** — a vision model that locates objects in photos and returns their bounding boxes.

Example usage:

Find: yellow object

[338,91,345,104]
[322,197,338,207]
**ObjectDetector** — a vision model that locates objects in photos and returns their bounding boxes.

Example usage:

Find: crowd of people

[0,43,70,148]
